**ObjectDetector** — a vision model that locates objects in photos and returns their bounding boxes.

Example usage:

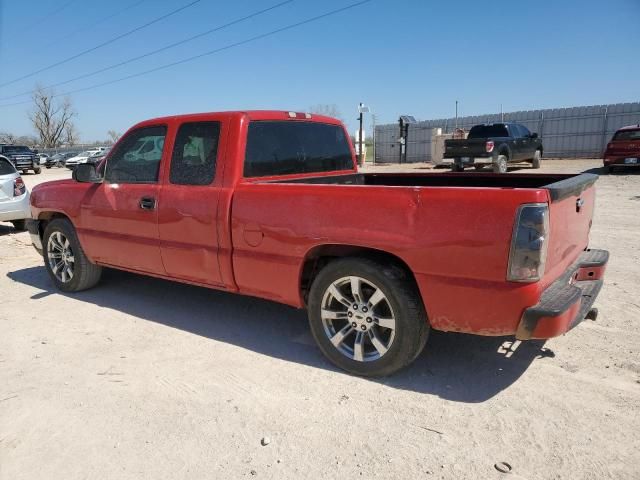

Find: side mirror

[73,163,103,183]
[530,132,539,139]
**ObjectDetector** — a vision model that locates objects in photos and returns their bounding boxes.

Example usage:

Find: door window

[169,122,220,185]
[105,126,167,183]
[518,125,531,138]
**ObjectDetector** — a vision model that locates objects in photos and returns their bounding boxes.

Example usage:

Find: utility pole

[455,100,458,130]
[500,103,504,122]
[358,103,364,166]
[371,113,377,165]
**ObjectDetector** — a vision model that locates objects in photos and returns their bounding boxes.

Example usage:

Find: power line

[0,0,372,109]
[0,0,203,88]
[23,0,77,32]
[0,0,295,102]
[47,0,148,48]
[1,0,372,108]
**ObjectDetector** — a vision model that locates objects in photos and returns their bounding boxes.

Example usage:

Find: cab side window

[170,121,220,185]
[519,125,531,138]
[105,126,167,183]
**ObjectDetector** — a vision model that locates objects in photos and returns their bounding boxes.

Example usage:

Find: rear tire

[33,166,42,174]
[43,218,102,292]
[308,257,429,377]
[532,149,542,169]
[11,220,26,231]
[451,162,464,172]
[493,155,508,174]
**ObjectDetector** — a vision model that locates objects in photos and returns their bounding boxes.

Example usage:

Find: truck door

[78,125,166,274]
[157,120,225,286]
[510,124,526,160]
[518,124,535,159]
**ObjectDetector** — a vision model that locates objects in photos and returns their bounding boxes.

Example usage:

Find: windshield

[3,145,32,153]
[75,151,90,157]
[612,129,640,141]
[468,125,510,139]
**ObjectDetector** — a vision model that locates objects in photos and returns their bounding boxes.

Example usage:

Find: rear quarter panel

[231,182,549,335]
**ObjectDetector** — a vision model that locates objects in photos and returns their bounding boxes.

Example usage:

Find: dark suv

[0,144,41,174]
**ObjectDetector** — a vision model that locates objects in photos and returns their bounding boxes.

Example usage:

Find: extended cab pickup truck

[445,122,543,173]
[27,111,608,376]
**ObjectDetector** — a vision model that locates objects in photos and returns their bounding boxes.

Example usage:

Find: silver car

[0,156,31,230]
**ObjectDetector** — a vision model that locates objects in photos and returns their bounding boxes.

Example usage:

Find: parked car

[603,124,640,172]
[0,155,30,230]
[45,152,75,168]
[36,153,49,165]
[86,147,111,165]
[445,123,543,173]
[27,110,608,376]
[66,148,110,169]
[0,144,41,174]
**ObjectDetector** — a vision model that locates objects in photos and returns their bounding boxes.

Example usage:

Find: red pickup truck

[27,110,609,376]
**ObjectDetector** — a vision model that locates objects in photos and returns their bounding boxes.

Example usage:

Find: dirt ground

[1,160,638,480]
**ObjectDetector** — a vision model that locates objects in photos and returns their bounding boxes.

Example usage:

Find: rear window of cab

[612,129,640,141]
[0,157,17,175]
[244,121,353,177]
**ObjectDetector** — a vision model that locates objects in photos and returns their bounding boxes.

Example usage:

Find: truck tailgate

[444,138,487,157]
[542,174,599,288]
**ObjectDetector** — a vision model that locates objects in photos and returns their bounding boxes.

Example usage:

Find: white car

[37,153,49,165]
[65,149,102,169]
[0,156,31,230]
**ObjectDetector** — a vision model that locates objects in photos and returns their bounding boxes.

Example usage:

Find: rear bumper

[451,153,496,165]
[604,156,640,166]
[515,249,609,340]
[0,193,31,222]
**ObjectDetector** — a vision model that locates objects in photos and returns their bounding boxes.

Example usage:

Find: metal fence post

[601,107,609,154]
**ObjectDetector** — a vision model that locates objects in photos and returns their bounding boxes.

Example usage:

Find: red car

[603,124,640,172]
[26,111,609,376]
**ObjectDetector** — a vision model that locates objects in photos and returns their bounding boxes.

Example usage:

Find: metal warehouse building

[374,102,640,163]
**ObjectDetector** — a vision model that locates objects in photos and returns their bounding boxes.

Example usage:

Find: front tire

[493,155,508,174]
[451,162,464,172]
[531,149,542,169]
[33,166,42,174]
[43,218,102,292]
[308,258,429,377]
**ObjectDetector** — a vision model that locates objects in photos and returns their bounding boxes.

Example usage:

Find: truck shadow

[8,266,552,403]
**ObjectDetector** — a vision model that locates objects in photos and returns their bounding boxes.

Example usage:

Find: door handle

[139,196,156,210]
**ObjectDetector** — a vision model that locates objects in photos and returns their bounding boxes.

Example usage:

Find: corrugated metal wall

[374,102,640,163]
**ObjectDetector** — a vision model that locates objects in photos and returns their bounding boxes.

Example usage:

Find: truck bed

[270,172,597,202]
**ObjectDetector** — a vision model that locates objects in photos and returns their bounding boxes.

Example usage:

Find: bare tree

[64,123,79,146]
[107,130,122,144]
[0,132,16,143]
[307,104,343,121]
[29,86,76,148]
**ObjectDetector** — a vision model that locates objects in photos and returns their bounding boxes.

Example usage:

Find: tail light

[14,177,26,197]
[485,141,495,153]
[507,203,549,282]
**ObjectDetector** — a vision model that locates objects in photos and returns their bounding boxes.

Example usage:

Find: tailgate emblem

[576,198,584,212]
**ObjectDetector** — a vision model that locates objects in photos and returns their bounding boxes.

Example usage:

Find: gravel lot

[1,160,639,480]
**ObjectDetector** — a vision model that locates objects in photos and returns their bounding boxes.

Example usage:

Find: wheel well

[37,212,71,238]
[299,245,419,306]
[498,146,510,159]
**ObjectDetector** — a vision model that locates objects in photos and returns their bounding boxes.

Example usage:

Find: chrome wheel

[47,231,75,283]
[320,276,396,362]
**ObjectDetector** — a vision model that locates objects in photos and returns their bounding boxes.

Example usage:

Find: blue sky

[0,0,639,141]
